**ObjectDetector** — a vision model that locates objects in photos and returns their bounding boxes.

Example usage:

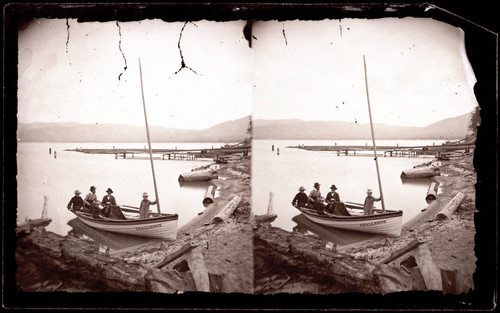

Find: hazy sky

[252,17,478,127]
[18,19,251,129]
[18,17,478,129]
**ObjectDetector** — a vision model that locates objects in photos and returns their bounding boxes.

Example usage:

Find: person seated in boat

[363,188,381,215]
[139,192,157,219]
[84,185,101,218]
[67,190,84,211]
[308,182,326,215]
[101,201,112,218]
[101,188,117,206]
[292,186,309,208]
[325,184,341,213]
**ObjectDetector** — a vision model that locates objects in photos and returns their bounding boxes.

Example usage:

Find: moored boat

[293,203,403,237]
[70,208,178,240]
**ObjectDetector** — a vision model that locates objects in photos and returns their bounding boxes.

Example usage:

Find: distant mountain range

[253,113,472,140]
[17,116,252,143]
[17,113,471,142]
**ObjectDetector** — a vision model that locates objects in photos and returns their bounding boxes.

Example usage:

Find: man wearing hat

[292,186,309,208]
[326,185,341,213]
[67,190,84,211]
[139,192,157,219]
[363,188,381,215]
[102,188,117,206]
[84,186,101,218]
[308,182,326,214]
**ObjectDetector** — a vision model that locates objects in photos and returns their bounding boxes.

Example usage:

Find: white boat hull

[296,206,403,237]
[72,211,178,240]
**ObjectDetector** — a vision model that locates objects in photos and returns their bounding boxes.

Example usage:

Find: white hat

[367,189,373,193]
[142,192,149,197]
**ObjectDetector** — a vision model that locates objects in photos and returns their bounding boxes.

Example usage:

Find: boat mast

[139,58,161,214]
[363,55,386,212]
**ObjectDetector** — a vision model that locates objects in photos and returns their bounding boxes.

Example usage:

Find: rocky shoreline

[254,151,477,294]
[15,156,253,293]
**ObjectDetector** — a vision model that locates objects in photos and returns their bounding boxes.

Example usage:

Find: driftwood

[186,247,210,292]
[425,182,439,201]
[211,195,242,224]
[178,169,218,183]
[435,192,465,219]
[401,167,440,179]
[155,241,199,269]
[203,184,217,204]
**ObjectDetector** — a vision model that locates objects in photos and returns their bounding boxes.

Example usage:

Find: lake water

[252,139,447,233]
[16,141,235,237]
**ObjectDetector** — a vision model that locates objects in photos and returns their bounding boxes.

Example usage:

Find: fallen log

[211,195,242,224]
[401,167,440,179]
[178,169,218,183]
[186,247,210,292]
[203,184,217,204]
[425,181,439,201]
[155,241,199,269]
[435,192,465,220]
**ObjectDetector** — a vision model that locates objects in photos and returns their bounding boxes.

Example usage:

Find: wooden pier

[293,142,474,158]
[68,145,251,161]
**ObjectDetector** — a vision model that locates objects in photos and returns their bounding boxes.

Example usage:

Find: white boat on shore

[293,202,403,237]
[71,208,178,240]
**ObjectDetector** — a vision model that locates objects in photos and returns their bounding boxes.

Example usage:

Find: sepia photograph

[252,17,479,295]
[3,2,497,311]
[15,17,253,294]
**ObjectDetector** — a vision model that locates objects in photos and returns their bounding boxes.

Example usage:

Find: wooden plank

[436,192,465,219]
[413,243,442,291]
[208,273,228,293]
[381,238,425,264]
[440,268,463,294]
[155,241,199,269]
[186,247,210,292]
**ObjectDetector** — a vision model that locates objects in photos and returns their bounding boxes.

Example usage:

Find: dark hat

[314,182,320,187]
[330,185,337,190]
[90,186,96,190]
[106,188,113,193]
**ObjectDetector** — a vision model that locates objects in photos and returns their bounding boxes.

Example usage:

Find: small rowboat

[293,202,403,237]
[70,207,178,240]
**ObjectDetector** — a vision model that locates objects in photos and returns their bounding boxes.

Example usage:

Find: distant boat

[293,202,403,237]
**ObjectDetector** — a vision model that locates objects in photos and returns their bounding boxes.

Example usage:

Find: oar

[363,55,386,212]
[139,58,161,215]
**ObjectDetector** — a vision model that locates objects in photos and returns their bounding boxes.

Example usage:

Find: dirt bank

[15,157,253,293]
[254,151,477,294]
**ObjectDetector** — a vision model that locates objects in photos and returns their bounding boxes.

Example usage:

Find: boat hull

[295,205,403,237]
[71,210,178,240]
